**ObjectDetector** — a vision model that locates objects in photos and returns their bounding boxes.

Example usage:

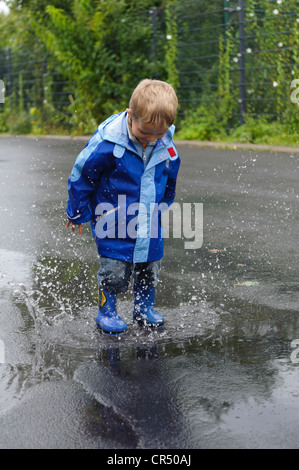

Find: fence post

[224,0,230,40]
[150,7,158,78]
[238,0,246,125]
[6,47,12,97]
[42,52,47,105]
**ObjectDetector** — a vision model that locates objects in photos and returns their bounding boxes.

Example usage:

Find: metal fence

[0,0,298,129]
[0,46,72,111]
[155,0,299,125]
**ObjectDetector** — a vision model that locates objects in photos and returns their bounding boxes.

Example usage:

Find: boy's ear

[127,108,134,121]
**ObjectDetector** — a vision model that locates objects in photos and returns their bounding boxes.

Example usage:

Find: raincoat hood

[99,111,176,150]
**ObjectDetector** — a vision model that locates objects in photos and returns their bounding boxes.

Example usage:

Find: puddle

[1,138,299,448]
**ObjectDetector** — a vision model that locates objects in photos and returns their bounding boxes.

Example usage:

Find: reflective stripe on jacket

[66,111,180,262]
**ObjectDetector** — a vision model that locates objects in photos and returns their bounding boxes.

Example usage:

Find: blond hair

[129,79,178,128]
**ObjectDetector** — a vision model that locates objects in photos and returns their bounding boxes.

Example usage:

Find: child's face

[127,109,167,145]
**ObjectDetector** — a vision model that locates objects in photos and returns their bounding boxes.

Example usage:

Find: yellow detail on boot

[100,291,107,309]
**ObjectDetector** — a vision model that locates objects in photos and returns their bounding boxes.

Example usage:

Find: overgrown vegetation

[0,0,298,145]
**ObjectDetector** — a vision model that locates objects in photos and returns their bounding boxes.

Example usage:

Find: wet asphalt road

[0,136,299,449]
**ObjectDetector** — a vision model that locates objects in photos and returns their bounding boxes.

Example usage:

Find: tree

[18,0,164,131]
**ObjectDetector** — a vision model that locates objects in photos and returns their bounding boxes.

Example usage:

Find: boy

[66,79,180,335]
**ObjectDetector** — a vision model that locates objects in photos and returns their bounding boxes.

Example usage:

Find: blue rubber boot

[96,290,127,335]
[133,284,164,328]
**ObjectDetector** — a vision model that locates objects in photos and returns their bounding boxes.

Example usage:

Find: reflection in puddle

[1,138,299,447]
[1,247,299,448]
[2,247,299,373]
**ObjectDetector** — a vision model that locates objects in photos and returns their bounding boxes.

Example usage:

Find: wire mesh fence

[158,0,299,126]
[0,0,298,132]
[0,46,72,110]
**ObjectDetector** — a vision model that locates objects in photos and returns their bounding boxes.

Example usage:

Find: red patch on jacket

[167,147,176,158]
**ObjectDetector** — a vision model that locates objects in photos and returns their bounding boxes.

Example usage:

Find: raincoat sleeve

[66,138,109,225]
[161,156,181,207]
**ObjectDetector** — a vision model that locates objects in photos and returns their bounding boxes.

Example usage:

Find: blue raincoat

[66,111,180,263]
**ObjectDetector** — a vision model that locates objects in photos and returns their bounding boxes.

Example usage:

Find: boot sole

[133,318,164,328]
[96,323,127,335]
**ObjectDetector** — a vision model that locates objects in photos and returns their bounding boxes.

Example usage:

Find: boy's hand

[66,219,83,235]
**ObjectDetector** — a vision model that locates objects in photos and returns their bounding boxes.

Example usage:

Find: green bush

[0,107,9,132]
[176,106,227,141]
[7,111,32,134]
[175,111,299,146]
[229,117,298,146]
[229,117,279,144]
